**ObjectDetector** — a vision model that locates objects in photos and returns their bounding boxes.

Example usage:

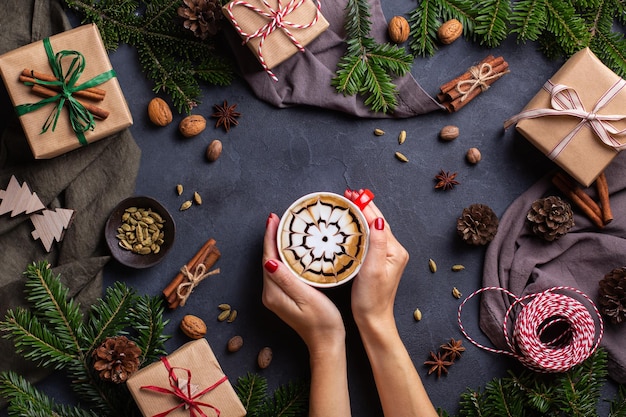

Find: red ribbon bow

[224,0,321,81]
[141,357,228,417]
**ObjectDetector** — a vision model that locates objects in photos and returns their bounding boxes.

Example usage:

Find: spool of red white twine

[457,286,604,373]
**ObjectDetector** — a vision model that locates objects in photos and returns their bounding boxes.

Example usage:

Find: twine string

[455,63,508,102]
[457,286,603,373]
[176,264,220,307]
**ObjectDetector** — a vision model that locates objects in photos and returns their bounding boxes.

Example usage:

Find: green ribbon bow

[15,37,116,145]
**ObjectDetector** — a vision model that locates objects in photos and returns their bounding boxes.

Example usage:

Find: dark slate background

[3,0,621,415]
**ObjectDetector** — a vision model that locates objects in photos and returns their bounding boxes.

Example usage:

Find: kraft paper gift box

[0,24,133,159]
[127,338,246,417]
[504,48,626,187]
[222,0,329,77]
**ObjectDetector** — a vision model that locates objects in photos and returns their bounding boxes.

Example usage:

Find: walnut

[147,97,173,127]
[180,314,207,339]
[438,19,463,44]
[388,16,410,44]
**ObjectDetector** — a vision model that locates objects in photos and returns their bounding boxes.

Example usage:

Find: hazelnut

[147,97,173,127]
[466,147,482,164]
[180,315,207,339]
[206,139,222,162]
[227,335,244,352]
[179,114,206,137]
[438,18,463,45]
[439,125,459,141]
[257,346,273,369]
[388,16,410,44]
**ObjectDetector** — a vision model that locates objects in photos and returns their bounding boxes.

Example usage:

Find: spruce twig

[408,0,626,77]
[332,0,413,114]
[63,0,233,113]
[235,372,309,417]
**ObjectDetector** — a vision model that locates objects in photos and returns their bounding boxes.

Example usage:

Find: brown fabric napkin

[480,152,626,383]
[0,0,141,401]
[223,0,443,118]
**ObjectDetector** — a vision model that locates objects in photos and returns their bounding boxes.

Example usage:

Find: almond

[206,139,222,162]
[438,18,463,45]
[147,97,173,127]
[179,114,206,137]
[180,314,207,339]
[388,16,410,44]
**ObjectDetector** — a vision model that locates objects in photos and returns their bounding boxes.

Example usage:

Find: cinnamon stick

[442,61,509,102]
[19,75,106,102]
[438,55,496,94]
[596,172,613,225]
[552,173,604,229]
[163,238,220,309]
[30,84,109,120]
[22,68,107,99]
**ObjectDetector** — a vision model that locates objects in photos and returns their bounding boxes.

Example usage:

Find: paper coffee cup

[277,192,370,288]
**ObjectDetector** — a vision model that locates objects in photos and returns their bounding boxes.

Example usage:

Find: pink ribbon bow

[504,79,626,160]
[141,357,228,417]
[224,0,321,81]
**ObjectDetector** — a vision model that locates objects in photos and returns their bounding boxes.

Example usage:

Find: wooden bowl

[105,196,175,268]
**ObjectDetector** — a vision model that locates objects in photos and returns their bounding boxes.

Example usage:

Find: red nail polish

[266,213,273,228]
[374,217,384,230]
[264,259,279,273]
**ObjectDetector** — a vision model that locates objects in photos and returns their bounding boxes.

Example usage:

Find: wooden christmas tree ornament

[30,208,75,252]
[0,175,45,217]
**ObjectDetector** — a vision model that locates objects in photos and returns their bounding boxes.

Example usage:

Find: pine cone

[178,0,223,39]
[92,336,142,383]
[456,204,499,246]
[598,267,626,325]
[526,196,574,241]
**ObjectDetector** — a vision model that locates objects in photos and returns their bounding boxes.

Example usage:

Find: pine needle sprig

[0,261,168,416]
[472,0,512,47]
[408,0,440,57]
[63,0,234,113]
[609,385,626,417]
[332,0,413,114]
[235,372,309,417]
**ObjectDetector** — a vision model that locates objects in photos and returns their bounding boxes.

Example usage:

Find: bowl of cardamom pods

[105,196,175,268]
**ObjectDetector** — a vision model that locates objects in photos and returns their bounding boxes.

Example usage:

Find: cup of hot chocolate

[277,191,370,288]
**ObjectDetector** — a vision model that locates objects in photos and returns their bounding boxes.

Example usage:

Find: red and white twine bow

[141,357,228,417]
[458,286,604,373]
[504,79,626,160]
[224,0,321,81]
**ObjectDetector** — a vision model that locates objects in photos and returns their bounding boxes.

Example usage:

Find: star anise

[424,351,453,378]
[434,169,459,191]
[211,100,241,132]
[440,338,466,361]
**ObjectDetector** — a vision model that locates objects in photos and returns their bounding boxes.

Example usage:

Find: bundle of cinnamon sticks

[437,55,510,112]
[551,171,613,229]
[162,238,221,309]
[19,68,109,120]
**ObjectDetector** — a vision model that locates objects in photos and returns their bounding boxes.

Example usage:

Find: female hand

[261,213,346,353]
[344,189,409,327]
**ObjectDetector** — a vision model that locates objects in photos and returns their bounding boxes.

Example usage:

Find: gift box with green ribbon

[0,24,132,159]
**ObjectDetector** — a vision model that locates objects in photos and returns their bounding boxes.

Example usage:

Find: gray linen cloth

[0,0,141,396]
[480,152,626,383]
[224,0,443,118]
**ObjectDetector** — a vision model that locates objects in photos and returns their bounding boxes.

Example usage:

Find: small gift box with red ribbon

[222,0,329,81]
[505,48,626,187]
[0,24,133,159]
[127,338,246,417]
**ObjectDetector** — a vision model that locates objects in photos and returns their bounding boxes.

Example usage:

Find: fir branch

[128,294,170,366]
[408,0,440,57]
[472,0,512,47]
[236,372,269,415]
[63,0,233,113]
[256,379,309,417]
[609,385,626,417]
[332,0,413,114]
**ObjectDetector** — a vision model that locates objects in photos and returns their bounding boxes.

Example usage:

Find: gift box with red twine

[127,338,246,417]
[222,0,329,81]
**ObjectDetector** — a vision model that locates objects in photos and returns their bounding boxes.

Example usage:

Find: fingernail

[374,217,385,230]
[266,213,273,228]
[264,259,279,273]
[354,189,375,211]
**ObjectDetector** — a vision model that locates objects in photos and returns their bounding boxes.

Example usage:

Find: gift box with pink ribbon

[222,0,329,81]
[127,338,246,417]
[0,24,133,159]
[505,48,626,187]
